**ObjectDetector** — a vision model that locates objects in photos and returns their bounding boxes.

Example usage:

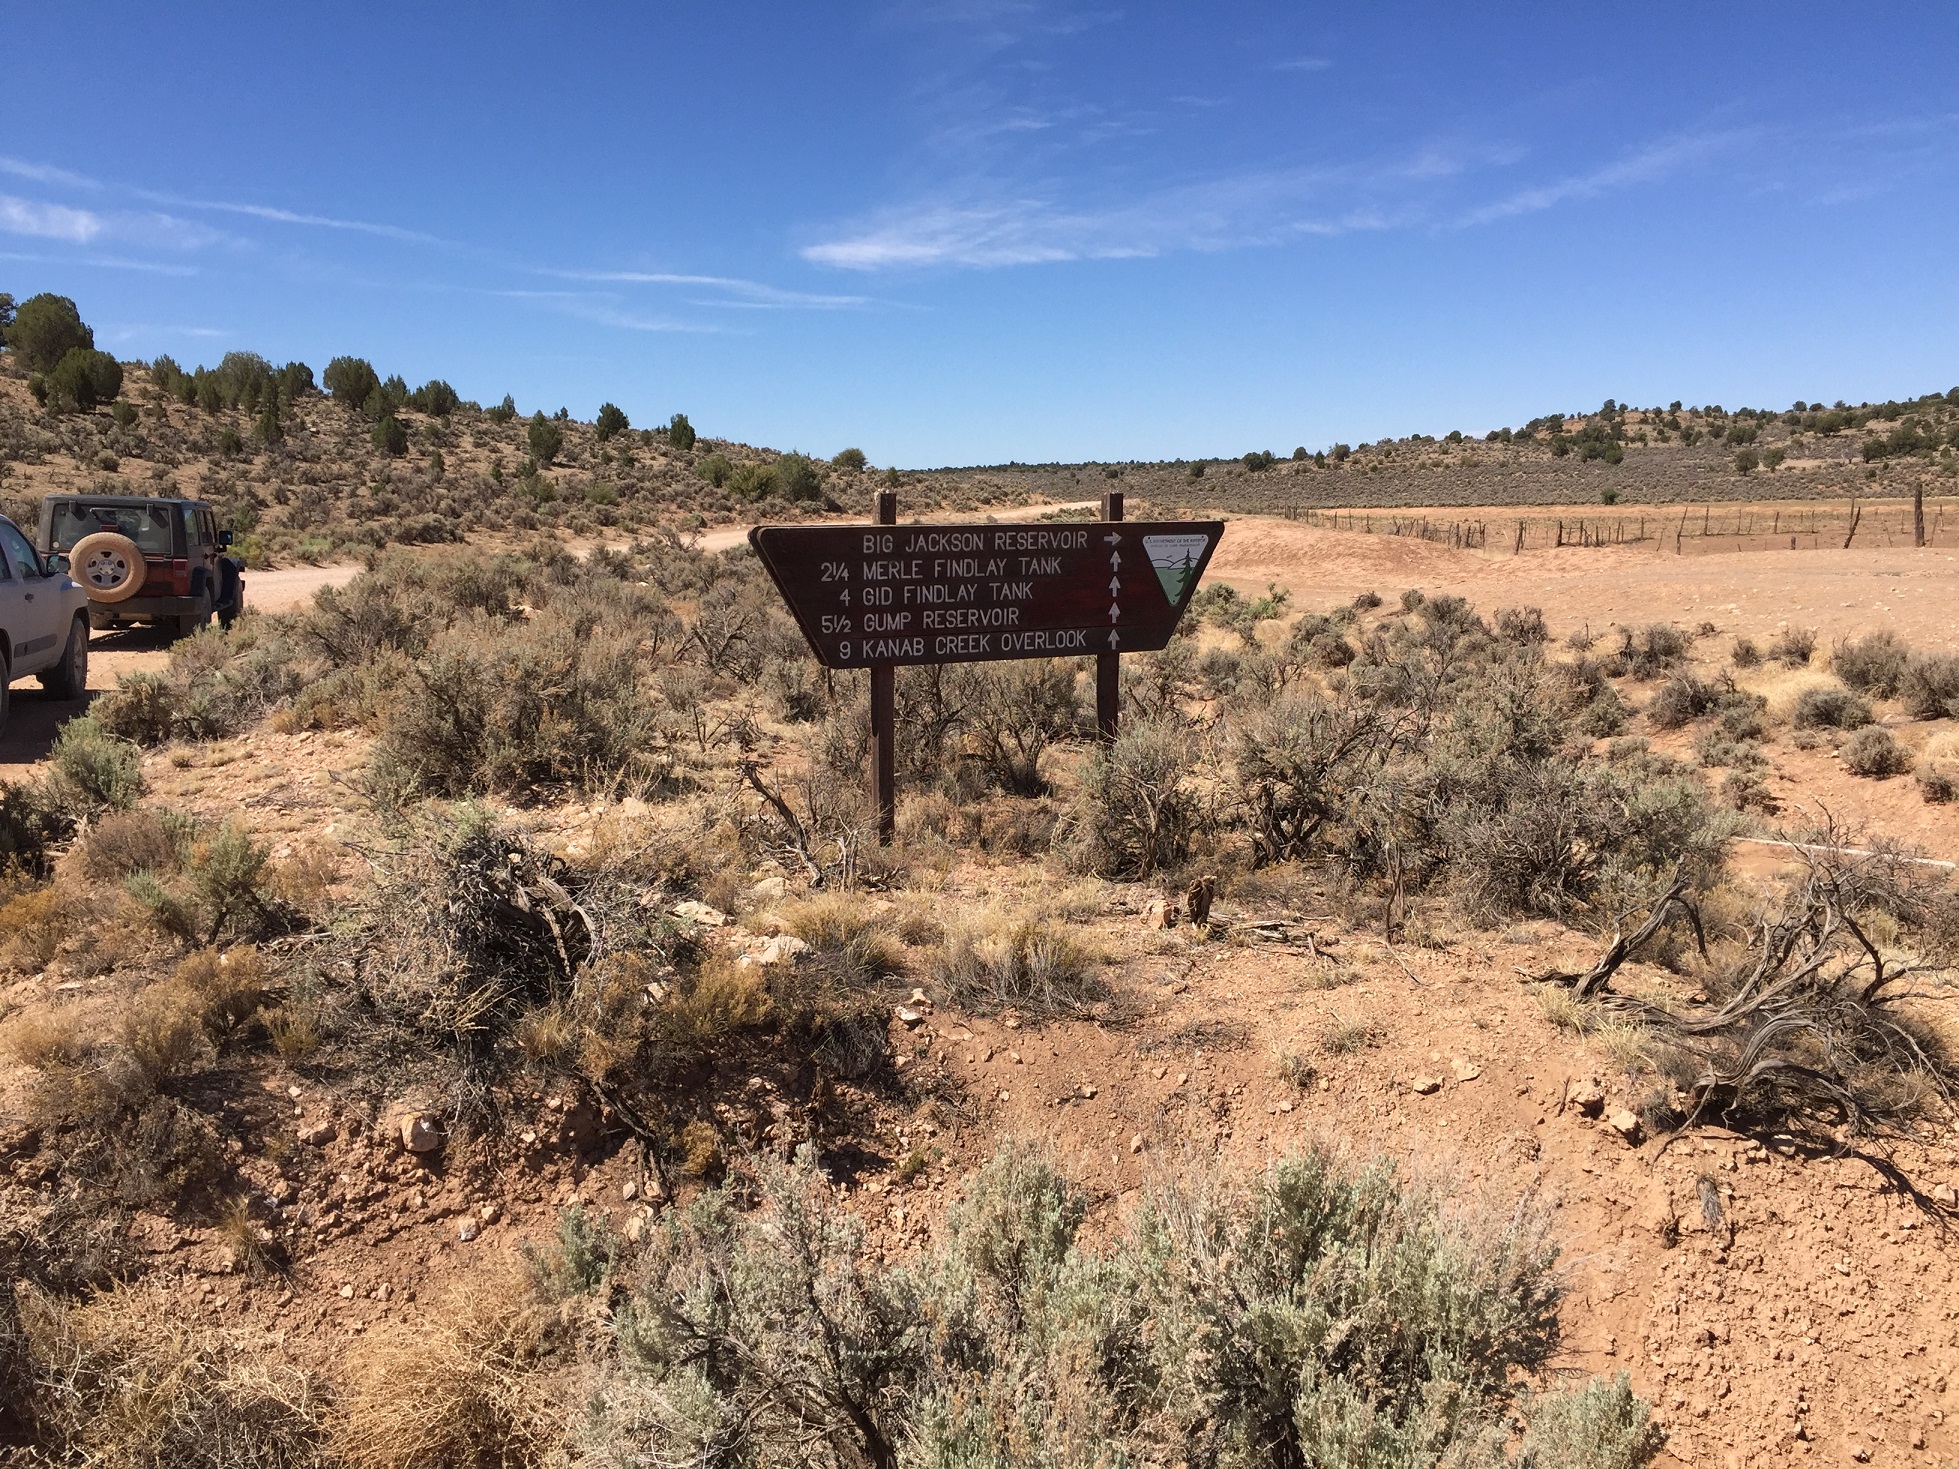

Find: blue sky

[4,2,1956,466]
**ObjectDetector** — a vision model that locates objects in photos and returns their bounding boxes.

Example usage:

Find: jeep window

[48,502,175,556]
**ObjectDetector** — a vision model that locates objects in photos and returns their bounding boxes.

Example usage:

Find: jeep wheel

[69,532,147,604]
[40,615,89,699]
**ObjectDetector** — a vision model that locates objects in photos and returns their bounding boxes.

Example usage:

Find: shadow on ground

[0,626,176,767]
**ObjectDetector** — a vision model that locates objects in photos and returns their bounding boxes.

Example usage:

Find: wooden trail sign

[749,491,1224,842]
[749,515,1221,669]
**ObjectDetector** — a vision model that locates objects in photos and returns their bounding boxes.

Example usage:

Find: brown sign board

[749,519,1224,668]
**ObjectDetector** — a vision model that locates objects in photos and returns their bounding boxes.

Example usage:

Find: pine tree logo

[1143,534,1210,606]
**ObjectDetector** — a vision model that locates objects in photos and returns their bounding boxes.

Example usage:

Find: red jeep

[37,494,246,639]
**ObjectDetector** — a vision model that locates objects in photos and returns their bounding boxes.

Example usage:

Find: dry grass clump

[929,907,1103,1015]
[10,1283,329,1465]
[1765,626,1817,668]
[0,883,85,968]
[780,893,906,984]
[334,1264,570,1469]
[1320,1013,1383,1053]
[77,806,188,881]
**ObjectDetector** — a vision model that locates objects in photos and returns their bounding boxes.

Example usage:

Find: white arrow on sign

[1103,533,1121,546]
[1109,629,1120,648]
[1109,550,1121,570]
[1108,576,1120,594]
[1109,602,1121,622]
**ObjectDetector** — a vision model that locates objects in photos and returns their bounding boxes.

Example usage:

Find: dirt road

[0,563,362,777]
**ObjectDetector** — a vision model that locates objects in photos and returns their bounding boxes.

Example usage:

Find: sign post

[1097,490,1123,742]
[869,490,898,844]
[750,499,1223,843]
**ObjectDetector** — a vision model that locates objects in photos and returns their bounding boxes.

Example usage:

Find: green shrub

[1518,1373,1663,1469]
[695,452,733,488]
[830,446,867,472]
[527,412,563,465]
[1646,673,1720,729]
[728,462,778,499]
[964,658,1080,794]
[6,293,92,372]
[323,355,380,409]
[585,1144,1647,1469]
[594,402,628,440]
[411,378,460,416]
[46,348,122,411]
[1900,653,1959,719]
[1840,726,1910,778]
[371,412,408,456]
[486,393,517,423]
[44,717,143,816]
[110,398,138,429]
[252,398,282,444]
[1791,682,1872,730]
[666,412,696,451]
[371,605,671,800]
[774,451,824,501]
[1833,630,1910,696]
[1063,718,1201,878]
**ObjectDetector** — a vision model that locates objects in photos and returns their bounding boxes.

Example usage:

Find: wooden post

[1914,483,1926,548]
[1097,490,1123,743]
[870,490,898,845]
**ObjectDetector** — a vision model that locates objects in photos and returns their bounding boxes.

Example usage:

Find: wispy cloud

[0,248,198,277]
[804,124,1755,272]
[0,156,101,190]
[800,149,1486,270]
[1454,129,1753,227]
[101,322,227,343]
[0,194,102,243]
[543,268,869,309]
[1272,56,1331,73]
[493,289,734,334]
[136,190,446,245]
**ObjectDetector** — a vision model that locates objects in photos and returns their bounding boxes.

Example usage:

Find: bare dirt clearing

[1211,513,1959,652]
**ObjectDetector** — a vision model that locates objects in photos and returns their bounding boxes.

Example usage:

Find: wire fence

[1287,496,1958,554]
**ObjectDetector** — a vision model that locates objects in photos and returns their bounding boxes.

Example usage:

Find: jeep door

[0,520,68,673]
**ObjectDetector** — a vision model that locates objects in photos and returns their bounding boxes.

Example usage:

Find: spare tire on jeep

[69,531,147,603]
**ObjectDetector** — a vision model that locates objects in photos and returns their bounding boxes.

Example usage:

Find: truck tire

[70,532,147,604]
[39,615,89,699]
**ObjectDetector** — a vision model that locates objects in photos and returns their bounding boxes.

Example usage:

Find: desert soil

[6,532,1957,1468]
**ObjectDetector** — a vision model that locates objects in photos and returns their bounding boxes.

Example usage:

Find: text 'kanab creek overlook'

[3,10,1959,1464]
